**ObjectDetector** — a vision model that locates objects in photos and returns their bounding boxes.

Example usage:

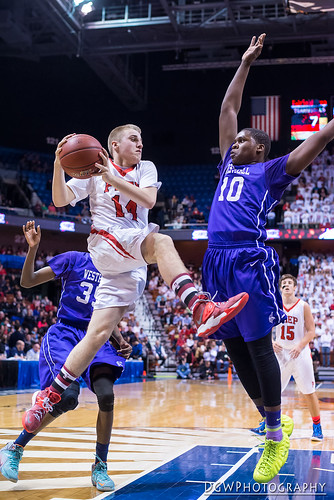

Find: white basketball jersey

[67,159,161,231]
[276,299,305,348]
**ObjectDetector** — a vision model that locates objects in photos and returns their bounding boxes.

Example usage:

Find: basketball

[59,134,103,179]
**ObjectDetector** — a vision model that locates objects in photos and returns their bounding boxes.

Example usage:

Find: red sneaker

[22,388,61,433]
[193,292,249,338]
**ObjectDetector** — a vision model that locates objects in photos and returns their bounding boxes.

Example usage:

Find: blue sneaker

[0,441,24,482]
[311,423,323,442]
[251,419,266,435]
[251,414,293,437]
[91,455,115,491]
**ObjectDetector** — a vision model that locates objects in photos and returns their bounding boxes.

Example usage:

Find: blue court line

[102,445,333,500]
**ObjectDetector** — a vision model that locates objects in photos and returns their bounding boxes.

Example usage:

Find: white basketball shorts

[94,265,147,310]
[88,223,159,276]
[276,346,316,395]
[88,223,159,310]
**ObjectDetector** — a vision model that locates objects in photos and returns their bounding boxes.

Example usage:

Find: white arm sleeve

[67,177,94,206]
[139,161,162,190]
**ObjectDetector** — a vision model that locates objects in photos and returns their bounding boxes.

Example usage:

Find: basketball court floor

[1,377,334,499]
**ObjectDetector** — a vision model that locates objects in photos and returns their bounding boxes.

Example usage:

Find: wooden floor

[0,377,333,499]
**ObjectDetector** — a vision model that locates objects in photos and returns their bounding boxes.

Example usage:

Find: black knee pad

[93,376,115,412]
[51,380,80,418]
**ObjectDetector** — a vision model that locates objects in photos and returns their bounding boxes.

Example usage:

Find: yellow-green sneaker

[251,415,293,438]
[253,432,290,483]
[281,414,294,437]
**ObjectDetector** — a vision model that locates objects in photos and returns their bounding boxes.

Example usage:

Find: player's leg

[22,306,127,434]
[274,353,294,437]
[304,393,324,441]
[2,324,82,482]
[228,249,284,424]
[246,333,290,483]
[0,382,80,482]
[141,233,248,337]
[223,336,266,420]
[204,245,290,482]
[246,333,282,435]
[293,352,323,441]
[90,364,122,492]
[57,306,127,379]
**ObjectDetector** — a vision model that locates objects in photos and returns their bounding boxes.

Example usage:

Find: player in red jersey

[274,274,323,441]
[22,124,248,434]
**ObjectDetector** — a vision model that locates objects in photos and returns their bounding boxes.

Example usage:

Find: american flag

[251,96,280,141]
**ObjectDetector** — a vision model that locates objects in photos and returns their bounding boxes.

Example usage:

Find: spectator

[152,339,167,368]
[0,334,7,359]
[141,337,154,374]
[26,342,40,361]
[216,344,230,373]
[199,360,215,380]
[167,195,179,221]
[267,210,276,228]
[320,328,332,367]
[47,202,57,216]
[24,332,33,354]
[131,340,143,360]
[176,357,192,379]
[283,207,293,229]
[8,340,26,359]
[7,324,24,349]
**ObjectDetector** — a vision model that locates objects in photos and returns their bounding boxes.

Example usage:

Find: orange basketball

[59,134,103,179]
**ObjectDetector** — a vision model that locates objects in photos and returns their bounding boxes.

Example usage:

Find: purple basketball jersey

[208,146,296,244]
[48,251,101,324]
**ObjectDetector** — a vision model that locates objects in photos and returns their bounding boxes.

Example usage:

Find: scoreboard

[291,99,328,141]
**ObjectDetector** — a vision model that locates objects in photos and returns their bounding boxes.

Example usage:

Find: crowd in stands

[0,244,59,361]
[1,146,334,229]
[164,148,334,229]
[0,242,232,381]
[1,144,334,380]
[0,245,149,368]
[165,194,206,228]
[147,264,236,379]
[1,242,334,382]
[296,252,334,366]
[146,250,334,378]
[274,149,334,229]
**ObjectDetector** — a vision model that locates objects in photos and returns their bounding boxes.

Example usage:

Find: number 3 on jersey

[280,324,295,341]
[218,176,244,202]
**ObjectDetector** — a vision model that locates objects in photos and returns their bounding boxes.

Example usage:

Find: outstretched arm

[219,34,266,159]
[20,221,55,288]
[52,134,76,207]
[286,119,334,176]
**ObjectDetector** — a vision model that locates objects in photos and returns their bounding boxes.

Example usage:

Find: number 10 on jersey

[218,176,244,202]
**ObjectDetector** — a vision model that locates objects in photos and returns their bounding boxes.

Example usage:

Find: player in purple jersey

[201,33,334,483]
[0,221,130,491]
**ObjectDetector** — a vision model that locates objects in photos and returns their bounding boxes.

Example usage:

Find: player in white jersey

[23,124,248,433]
[273,274,323,441]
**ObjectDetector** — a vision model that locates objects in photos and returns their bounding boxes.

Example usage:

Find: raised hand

[22,220,41,248]
[54,133,76,167]
[91,148,113,183]
[242,33,266,64]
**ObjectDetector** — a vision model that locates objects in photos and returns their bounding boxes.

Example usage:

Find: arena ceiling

[1,0,334,110]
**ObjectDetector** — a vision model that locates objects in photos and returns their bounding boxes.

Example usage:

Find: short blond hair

[107,124,141,157]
